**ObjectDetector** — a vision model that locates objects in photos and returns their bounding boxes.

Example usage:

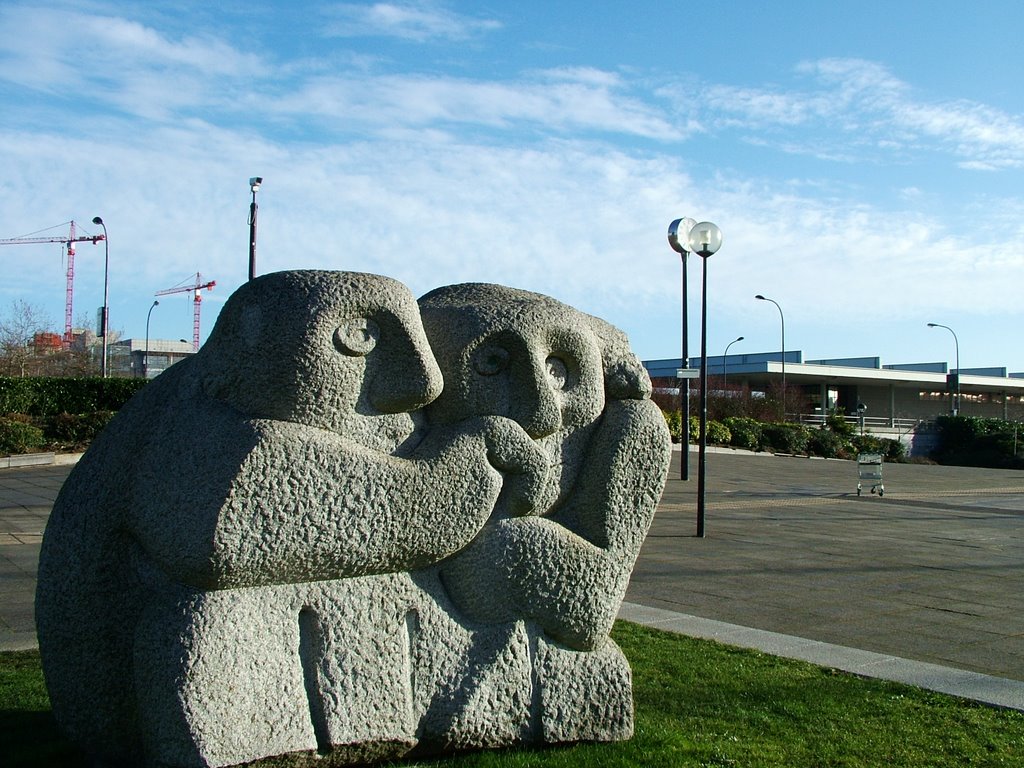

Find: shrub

[851,434,886,454]
[931,415,1023,469]
[825,408,856,438]
[808,428,849,459]
[760,422,811,454]
[661,409,683,442]
[0,417,45,455]
[883,438,907,462]
[722,416,762,451]
[706,420,731,445]
[48,411,115,446]
[850,434,908,464]
[689,415,699,444]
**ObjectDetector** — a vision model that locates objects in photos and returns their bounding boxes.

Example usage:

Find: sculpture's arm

[440,398,670,650]
[131,414,546,590]
[553,397,670,551]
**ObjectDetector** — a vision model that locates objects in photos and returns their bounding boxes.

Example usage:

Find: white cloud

[0,6,676,141]
[701,57,1024,170]
[0,7,264,83]
[323,2,501,42]
[268,71,682,140]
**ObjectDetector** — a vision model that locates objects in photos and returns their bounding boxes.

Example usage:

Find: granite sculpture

[36,270,671,767]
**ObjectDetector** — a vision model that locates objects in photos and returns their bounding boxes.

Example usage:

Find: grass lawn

[3,621,1022,767]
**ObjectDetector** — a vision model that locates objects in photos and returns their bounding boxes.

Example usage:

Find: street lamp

[248,176,262,282]
[689,221,723,539]
[667,217,697,481]
[755,294,786,419]
[927,322,960,416]
[723,335,744,391]
[145,300,159,379]
[91,216,109,378]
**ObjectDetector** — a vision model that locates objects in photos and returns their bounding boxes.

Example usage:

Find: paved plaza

[2,449,1023,708]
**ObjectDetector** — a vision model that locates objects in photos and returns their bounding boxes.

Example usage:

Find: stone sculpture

[36,270,671,767]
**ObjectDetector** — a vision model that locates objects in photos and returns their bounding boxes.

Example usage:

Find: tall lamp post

[723,335,744,391]
[689,221,723,539]
[667,217,696,480]
[248,177,262,282]
[755,294,786,419]
[145,300,159,379]
[91,216,109,378]
[927,322,960,416]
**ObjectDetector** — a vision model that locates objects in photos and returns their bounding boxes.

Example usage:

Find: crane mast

[0,221,106,347]
[155,273,216,351]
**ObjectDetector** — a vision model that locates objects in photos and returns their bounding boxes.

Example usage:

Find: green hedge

[0,377,146,417]
[47,411,116,444]
[760,422,811,454]
[0,418,45,454]
[932,416,1023,469]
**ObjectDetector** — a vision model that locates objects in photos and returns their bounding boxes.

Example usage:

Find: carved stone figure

[419,282,669,661]
[35,270,671,767]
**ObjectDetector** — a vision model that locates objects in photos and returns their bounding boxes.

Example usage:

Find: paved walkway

[625,448,1024,709]
[2,449,1023,710]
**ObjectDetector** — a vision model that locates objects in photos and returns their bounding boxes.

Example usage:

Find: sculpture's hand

[479,416,550,517]
[585,315,653,400]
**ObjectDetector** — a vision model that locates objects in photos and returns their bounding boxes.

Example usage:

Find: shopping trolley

[856,453,884,496]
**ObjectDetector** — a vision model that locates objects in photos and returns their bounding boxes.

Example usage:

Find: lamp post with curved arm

[91,216,109,378]
[145,300,159,379]
[755,294,785,419]
[689,221,722,539]
[723,335,744,391]
[927,322,960,416]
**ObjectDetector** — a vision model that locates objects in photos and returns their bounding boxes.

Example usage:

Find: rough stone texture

[36,271,670,767]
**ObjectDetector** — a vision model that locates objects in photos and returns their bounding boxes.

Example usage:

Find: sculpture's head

[199,270,442,453]
[419,283,605,513]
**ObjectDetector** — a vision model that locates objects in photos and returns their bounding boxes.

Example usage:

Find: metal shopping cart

[856,453,884,496]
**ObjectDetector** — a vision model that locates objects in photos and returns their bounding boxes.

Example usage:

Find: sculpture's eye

[546,355,569,390]
[472,343,510,376]
[334,318,379,356]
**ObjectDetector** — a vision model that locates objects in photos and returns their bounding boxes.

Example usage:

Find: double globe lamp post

[668,217,723,537]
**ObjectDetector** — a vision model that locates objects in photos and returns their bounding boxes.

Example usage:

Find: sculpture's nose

[512,360,562,439]
[370,334,444,414]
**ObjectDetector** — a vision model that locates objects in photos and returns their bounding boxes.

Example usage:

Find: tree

[0,303,126,378]
[0,300,55,377]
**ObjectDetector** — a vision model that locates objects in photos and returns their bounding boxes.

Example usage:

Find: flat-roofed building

[644,350,1024,426]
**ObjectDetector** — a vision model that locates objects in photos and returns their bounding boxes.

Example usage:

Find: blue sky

[1,1,1023,373]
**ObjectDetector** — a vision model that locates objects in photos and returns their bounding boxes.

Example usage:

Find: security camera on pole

[248,177,262,282]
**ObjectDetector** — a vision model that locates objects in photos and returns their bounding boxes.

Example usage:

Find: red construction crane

[0,221,106,348]
[156,273,216,351]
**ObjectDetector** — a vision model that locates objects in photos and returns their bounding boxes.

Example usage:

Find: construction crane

[155,273,216,351]
[0,221,106,348]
